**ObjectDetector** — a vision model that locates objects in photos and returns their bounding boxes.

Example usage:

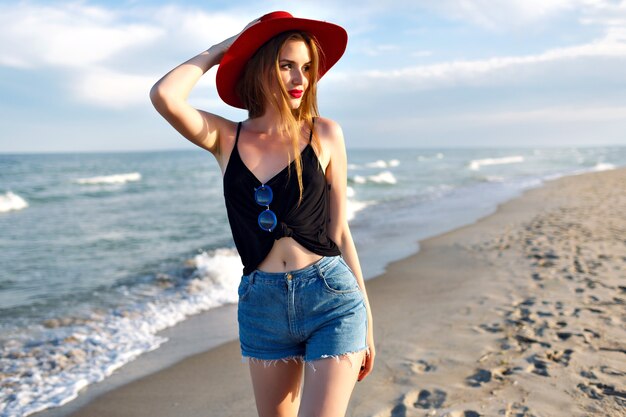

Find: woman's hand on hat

[210,17,260,63]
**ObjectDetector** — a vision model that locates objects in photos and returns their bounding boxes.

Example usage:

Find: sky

[0,0,625,152]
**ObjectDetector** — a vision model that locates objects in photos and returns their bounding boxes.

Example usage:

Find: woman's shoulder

[312,117,347,167]
[313,116,344,142]
[209,114,239,135]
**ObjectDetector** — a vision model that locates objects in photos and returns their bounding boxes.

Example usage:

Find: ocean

[1,145,624,416]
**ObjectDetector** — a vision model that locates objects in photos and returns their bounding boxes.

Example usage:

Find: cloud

[147,5,249,48]
[417,0,608,30]
[72,68,157,109]
[0,3,161,69]
[332,29,626,90]
[361,44,401,57]
[0,2,255,108]
[435,104,626,125]
[2,0,626,116]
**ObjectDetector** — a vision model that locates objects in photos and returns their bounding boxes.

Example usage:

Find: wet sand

[50,167,626,417]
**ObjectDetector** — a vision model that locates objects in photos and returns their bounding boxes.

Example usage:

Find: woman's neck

[245,109,298,137]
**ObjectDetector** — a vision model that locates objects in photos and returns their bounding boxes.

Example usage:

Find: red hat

[216,11,348,109]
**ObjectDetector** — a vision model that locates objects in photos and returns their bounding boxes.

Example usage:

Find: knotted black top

[223,119,341,275]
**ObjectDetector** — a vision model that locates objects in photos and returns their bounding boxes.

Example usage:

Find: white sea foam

[469,156,524,171]
[347,199,373,222]
[345,186,373,222]
[592,162,615,171]
[75,172,141,185]
[353,175,367,184]
[417,153,444,162]
[0,191,28,213]
[364,159,401,168]
[368,171,397,184]
[352,171,397,185]
[365,160,387,168]
[0,248,242,417]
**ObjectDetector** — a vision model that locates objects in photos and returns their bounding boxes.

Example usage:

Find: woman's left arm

[320,117,375,382]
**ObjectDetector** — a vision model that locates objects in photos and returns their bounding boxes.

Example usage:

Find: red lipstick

[288,89,303,99]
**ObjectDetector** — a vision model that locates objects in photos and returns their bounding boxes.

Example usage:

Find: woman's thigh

[248,359,304,417]
[299,350,366,417]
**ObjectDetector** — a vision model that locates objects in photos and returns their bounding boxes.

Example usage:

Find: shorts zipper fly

[285,272,300,337]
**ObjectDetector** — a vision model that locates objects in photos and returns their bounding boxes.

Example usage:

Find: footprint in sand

[600,365,626,377]
[465,369,492,387]
[414,388,447,409]
[577,381,604,400]
[477,322,504,333]
[410,359,437,374]
[501,401,536,417]
[545,348,573,366]
[376,388,449,417]
[526,355,550,377]
[523,348,574,377]
[440,411,481,417]
[580,369,598,380]
[491,365,520,380]
[591,382,626,400]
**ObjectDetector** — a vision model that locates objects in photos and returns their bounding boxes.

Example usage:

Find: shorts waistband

[247,255,341,282]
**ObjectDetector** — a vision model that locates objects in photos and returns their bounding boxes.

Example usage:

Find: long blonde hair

[236,31,323,205]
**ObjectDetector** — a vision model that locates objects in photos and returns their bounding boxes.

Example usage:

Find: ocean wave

[349,159,400,170]
[345,186,374,222]
[0,248,242,417]
[417,153,444,161]
[75,172,142,185]
[592,162,615,171]
[0,191,28,213]
[352,171,397,185]
[469,156,524,171]
[364,159,400,168]
[347,199,374,222]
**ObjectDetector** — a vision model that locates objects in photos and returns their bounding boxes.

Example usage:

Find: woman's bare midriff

[256,237,323,273]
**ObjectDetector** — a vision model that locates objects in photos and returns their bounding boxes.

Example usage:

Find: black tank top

[223,119,341,275]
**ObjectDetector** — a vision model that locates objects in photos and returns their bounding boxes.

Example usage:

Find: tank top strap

[309,117,316,143]
[235,121,243,145]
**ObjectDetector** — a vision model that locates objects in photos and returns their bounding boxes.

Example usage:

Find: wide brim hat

[216,11,348,109]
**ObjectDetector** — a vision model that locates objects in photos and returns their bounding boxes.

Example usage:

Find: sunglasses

[254,184,277,232]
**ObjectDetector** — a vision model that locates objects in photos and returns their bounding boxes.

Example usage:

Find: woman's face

[276,39,311,109]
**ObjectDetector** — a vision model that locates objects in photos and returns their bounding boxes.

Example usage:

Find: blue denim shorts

[237,255,368,370]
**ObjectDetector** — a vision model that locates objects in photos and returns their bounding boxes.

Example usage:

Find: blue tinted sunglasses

[254,184,277,232]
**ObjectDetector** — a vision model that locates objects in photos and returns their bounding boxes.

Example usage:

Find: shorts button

[286,273,292,280]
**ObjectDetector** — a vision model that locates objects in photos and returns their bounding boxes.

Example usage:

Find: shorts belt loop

[250,271,255,285]
[314,260,323,277]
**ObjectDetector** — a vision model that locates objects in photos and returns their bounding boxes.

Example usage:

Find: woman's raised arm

[149,19,259,155]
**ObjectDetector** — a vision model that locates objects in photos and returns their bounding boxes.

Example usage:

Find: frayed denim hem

[312,346,371,372]
[241,354,305,369]
[241,346,370,373]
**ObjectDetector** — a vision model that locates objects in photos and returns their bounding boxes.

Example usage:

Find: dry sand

[59,168,626,417]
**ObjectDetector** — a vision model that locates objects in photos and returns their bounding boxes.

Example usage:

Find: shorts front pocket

[320,260,360,295]
[237,275,253,301]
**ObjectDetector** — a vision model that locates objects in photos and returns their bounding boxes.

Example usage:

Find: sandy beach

[41,167,625,417]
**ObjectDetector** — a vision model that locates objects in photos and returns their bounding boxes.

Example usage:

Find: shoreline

[34,167,626,417]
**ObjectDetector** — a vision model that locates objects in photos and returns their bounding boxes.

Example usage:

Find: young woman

[150,11,375,417]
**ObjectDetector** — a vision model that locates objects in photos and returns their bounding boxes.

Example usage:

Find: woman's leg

[248,359,305,417]
[298,351,366,417]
